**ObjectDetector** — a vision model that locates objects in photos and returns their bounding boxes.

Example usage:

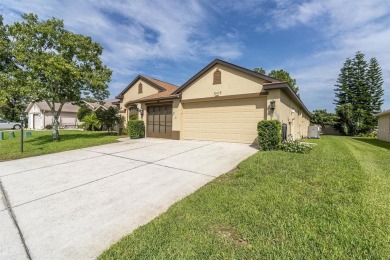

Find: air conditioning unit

[308,126,320,139]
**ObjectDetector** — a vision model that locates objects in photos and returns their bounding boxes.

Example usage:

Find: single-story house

[25,102,81,130]
[116,59,311,144]
[25,99,120,130]
[376,109,390,142]
[83,99,120,111]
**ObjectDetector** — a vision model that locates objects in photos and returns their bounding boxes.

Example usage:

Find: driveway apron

[0,138,257,259]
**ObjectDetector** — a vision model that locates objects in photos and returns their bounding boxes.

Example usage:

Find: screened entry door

[147,105,173,138]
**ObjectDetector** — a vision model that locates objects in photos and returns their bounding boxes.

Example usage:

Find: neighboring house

[83,99,120,111]
[25,102,80,130]
[376,109,390,142]
[116,59,311,144]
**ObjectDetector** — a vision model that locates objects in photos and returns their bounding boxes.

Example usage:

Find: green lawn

[100,136,390,259]
[0,130,124,161]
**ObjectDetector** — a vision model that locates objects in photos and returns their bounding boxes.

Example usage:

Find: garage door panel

[182,98,266,144]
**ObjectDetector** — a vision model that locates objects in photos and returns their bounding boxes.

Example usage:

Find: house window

[138,82,143,93]
[213,69,221,84]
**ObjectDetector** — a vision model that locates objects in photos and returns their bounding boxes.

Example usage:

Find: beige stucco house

[376,109,390,142]
[25,99,120,130]
[116,59,311,144]
[25,102,80,130]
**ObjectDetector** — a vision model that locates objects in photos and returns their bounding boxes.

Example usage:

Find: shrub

[257,120,281,150]
[82,112,102,131]
[129,113,138,121]
[77,106,92,121]
[281,140,314,154]
[45,124,53,130]
[127,120,145,139]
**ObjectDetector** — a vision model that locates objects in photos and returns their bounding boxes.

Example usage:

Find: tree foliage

[81,112,101,131]
[253,67,266,74]
[6,13,111,140]
[310,109,337,130]
[77,106,93,121]
[334,52,384,135]
[95,106,122,133]
[253,67,299,94]
[0,16,28,118]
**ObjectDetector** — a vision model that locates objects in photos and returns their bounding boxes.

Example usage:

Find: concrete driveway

[0,138,257,259]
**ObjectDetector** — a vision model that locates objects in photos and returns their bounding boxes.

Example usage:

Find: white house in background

[376,109,390,142]
[25,99,120,130]
[25,102,80,130]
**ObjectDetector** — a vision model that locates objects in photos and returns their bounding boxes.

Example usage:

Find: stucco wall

[27,104,43,129]
[377,114,390,142]
[268,90,310,139]
[181,64,267,100]
[119,79,160,125]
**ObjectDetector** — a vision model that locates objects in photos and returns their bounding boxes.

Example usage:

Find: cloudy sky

[1,0,389,112]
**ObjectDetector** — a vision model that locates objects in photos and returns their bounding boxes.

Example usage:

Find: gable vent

[138,82,143,93]
[213,69,221,85]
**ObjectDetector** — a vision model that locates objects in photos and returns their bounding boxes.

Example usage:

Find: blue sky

[1,0,390,112]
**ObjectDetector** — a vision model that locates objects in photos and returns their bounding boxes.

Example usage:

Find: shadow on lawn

[25,132,114,145]
[352,138,390,151]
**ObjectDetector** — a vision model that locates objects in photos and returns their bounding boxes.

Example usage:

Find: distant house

[82,99,119,111]
[25,99,121,130]
[376,109,390,142]
[25,102,80,130]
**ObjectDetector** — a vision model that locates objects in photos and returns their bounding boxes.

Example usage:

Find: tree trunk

[52,113,60,141]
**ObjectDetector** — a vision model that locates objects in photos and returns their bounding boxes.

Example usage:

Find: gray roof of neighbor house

[25,102,80,113]
[375,109,390,117]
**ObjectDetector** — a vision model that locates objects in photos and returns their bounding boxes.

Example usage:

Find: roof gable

[116,75,178,99]
[173,59,281,95]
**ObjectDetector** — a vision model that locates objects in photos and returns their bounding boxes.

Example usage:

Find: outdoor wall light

[270,100,276,110]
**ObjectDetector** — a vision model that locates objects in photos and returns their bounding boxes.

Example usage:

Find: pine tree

[367,57,384,114]
[334,52,384,135]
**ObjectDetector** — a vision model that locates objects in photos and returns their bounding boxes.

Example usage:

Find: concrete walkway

[0,138,257,259]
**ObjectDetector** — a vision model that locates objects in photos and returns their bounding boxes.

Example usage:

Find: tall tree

[0,16,28,121]
[367,57,384,114]
[253,67,299,94]
[253,67,266,74]
[334,51,384,135]
[8,14,112,140]
[268,69,299,94]
[310,109,337,130]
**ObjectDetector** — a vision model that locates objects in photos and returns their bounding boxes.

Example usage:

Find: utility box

[308,126,320,139]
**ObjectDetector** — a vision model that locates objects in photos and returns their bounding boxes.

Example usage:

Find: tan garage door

[182,98,266,144]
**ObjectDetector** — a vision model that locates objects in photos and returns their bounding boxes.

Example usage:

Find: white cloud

[266,0,390,111]
[0,0,243,95]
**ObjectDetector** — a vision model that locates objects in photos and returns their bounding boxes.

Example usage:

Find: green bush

[45,124,53,130]
[281,140,314,154]
[129,113,138,121]
[257,120,281,151]
[127,120,145,139]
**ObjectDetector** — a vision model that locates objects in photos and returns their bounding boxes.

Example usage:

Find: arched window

[213,69,221,84]
[138,82,143,93]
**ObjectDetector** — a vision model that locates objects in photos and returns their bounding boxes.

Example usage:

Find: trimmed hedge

[127,120,145,139]
[257,120,281,151]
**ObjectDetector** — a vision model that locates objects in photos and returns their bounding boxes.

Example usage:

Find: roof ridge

[142,75,179,88]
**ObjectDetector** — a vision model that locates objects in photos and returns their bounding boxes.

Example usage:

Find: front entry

[147,105,173,138]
